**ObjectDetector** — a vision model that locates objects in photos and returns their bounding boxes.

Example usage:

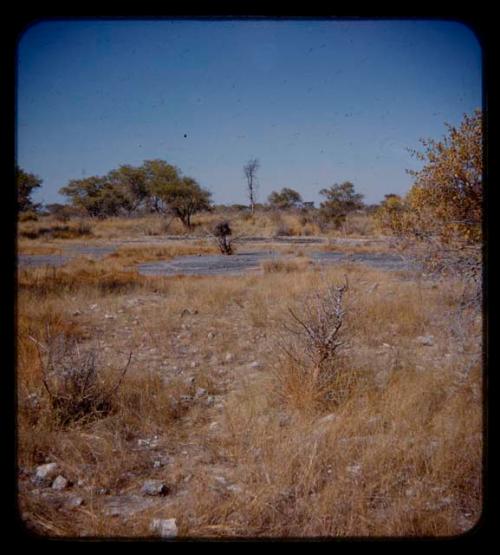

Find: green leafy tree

[108,164,148,213]
[319,181,364,229]
[153,176,212,229]
[268,187,303,210]
[17,166,42,212]
[59,176,131,217]
[141,159,181,213]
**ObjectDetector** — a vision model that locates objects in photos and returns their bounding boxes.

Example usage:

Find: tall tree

[153,176,212,229]
[108,164,148,214]
[59,176,131,217]
[141,159,181,213]
[16,166,42,212]
[319,181,364,228]
[243,158,260,215]
[268,187,303,210]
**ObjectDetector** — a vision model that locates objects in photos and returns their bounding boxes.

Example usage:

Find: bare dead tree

[243,158,260,216]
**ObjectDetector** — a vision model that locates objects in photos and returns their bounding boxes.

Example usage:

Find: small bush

[212,220,234,255]
[261,257,310,273]
[275,276,352,412]
[35,334,131,426]
[19,210,39,222]
[19,221,93,239]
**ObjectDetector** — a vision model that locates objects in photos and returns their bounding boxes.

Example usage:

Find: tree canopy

[405,109,482,244]
[17,166,42,212]
[59,159,211,226]
[319,181,364,228]
[268,187,303,210]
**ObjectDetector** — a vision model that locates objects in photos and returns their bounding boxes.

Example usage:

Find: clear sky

[16,18,482,207]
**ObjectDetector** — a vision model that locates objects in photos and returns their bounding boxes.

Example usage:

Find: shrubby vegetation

[17,166,42,213]
[319,181,364,230]
[375,110,482,282]
[57,159,212,228]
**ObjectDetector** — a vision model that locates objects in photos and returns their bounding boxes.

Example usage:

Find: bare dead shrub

[275,276,353,411]
[30,334,132,426]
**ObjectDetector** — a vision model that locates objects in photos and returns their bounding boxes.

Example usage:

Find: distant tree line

[18,109,482,243]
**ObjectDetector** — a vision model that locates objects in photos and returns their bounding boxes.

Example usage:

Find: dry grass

[17,211,377,245]
[16,240,483,538]
[261,256,314,274]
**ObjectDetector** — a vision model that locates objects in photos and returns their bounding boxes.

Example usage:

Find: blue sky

[16,18,482,207]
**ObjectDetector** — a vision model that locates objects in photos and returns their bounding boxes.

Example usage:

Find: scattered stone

[317,413,338,426]
[33,463,59,487]
[95,487,110,495]
[416,335,434,346]
[141,480,169,496]
[67,496,84,508]
[208,421,220,431]
[205,395,215,407]
[249,361,262,369]
[72,310,82,316]
[150,518,178,538]
[137,436,160,449]
[104,313,115,320]
[346,463,362,476]
[207,332,215,340]
[89,304,98,310]
[51,475,68,491]
[153,456,171,469]
[225,353,234,362]
[102,495,157,518]
[195,387,207,399]
[226,484,243,494]
[382,343,391,348]
[24,393,41,411]
[190,361,198,368]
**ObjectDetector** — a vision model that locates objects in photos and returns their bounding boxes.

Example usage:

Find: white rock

[195,387,207,398]
[416,335,434,346]
[33,463,59,486]
[141,480,169,496]
[226,484,243,494]
[150,518,178,538]
[67,496,84,508]
[346,463,362,476]
[52,475,68,491]
[249,361,262,369]
[207,332,215,340]
[225,353,234,362]
[89,304,98,310]
[317,413,338,425]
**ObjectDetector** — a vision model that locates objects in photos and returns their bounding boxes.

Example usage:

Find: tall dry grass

[16,248,482,538]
